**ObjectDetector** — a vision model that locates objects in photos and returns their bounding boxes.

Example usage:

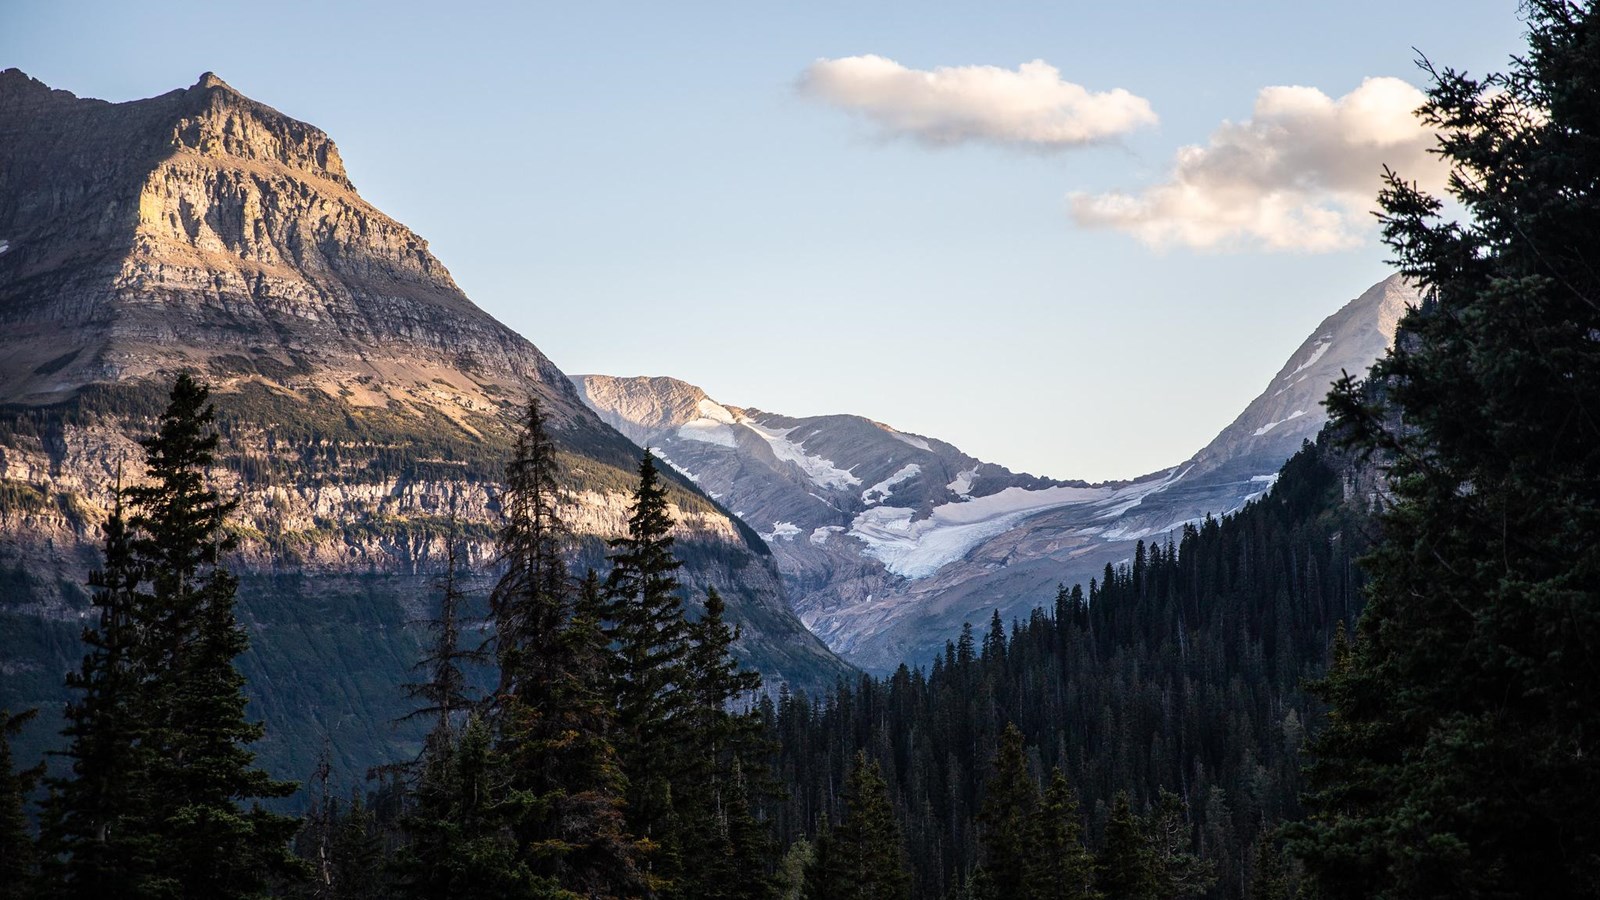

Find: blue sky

[5,1,1525,480]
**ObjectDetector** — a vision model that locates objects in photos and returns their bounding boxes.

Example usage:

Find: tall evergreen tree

[1096,793,1156,900]
[1145,790,1214,899]
[394,712,544,899]
[602,453,693,845]
[976,724,1037,899]
[1025,769,1098,900]
[404,532,480,739]
[45,491,160,898]
[492,398,643,898]
[674,586,773,900]
[0,708,43,900]
[802,752,910,900]
[122,373,300,896]
[1298,3,1600,897]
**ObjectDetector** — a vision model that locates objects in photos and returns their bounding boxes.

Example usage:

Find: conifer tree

[45,492,160,898]
[803,753,910,900]
[404,533,480,739]
[1298,3,1600,897]
[1026,769,1098,900]
[1248,838,1290,900]
[122,373,300,895]
[603,453,693,841]
[675,587,772,900]
[395,712,542,898]
[976,724,1037,899]
[1097,792,1156,900]
[1145,790,1213,898]
[491,398,642,897]
[0,708,43,900]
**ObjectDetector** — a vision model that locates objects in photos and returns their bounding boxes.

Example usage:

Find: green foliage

[1097,793,1157,900]
[1297,4,1600,898]
[393,713,557,899]
[603,453,694,843]
[802,752,911,900]
[0,708,44,900]
[42,374,301,897]
[490,399,644,898]
[765,437,1365,898]
[977,724,1037,899]
[1026,770,1097,900]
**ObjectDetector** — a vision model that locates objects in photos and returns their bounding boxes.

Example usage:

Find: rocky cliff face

[578,275,1418,671]
[0,70,850,783]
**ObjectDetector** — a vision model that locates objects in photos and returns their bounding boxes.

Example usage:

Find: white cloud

[798,55,1156,150]
[1070,77,1448,252]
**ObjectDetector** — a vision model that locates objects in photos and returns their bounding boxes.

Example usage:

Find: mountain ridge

[0,70,851,784]
[576,273,1418,670]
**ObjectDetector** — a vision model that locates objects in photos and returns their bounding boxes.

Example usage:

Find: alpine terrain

[578,274,1417,670]
[0,69,851,781]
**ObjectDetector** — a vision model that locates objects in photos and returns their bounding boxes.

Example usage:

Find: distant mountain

[0,70,851,783]
[577,274,1418,671]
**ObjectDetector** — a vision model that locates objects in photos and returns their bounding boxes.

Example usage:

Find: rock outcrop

[0,70,851,783]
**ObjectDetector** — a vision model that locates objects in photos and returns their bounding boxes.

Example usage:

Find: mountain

[0,70,851,782]
[576,274,1418,671]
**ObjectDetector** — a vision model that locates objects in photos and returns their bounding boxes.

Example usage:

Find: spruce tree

[1145,790,1213,898]
[976,724,1037,899]
[602,453,693,845]
[1297,3,1600,897]
[394,712,543,899]
[491,398,642,897]
[1096,792,1156,900]
[404,533,480,739]
[1026,769,1098,900]
[45,493,160,897]
[0,708,43,900]
[803,752,910,900]
[123,373,300,896]
[674,586,771,900]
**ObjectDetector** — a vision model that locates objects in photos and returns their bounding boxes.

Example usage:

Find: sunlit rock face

[0,70,852,784]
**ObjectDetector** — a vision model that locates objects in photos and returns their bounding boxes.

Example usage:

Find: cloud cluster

[1069,77,1447,252]
[799,55,1157,150]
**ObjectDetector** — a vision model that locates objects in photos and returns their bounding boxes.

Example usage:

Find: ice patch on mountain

[1284,338,1332,380]
[1251,409,1306,437]
[650,447,698,482]
[888,430,932,451]
[0,240,10,255]
[947,467,977,499]
[1092,467,1188,520]
[862,464,921,505]
[742,419,861,489]
[760,521,802,542]
[677,399,739,447]
[811,525,846,545]
[848,484,1117,578]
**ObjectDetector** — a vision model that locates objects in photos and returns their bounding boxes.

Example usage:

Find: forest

[5,1,1600,897]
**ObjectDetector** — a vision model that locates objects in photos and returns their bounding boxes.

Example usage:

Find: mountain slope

[0,70,851,783]
[577,275,1417,670]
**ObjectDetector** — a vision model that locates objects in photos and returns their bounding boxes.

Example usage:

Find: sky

[4,1,1527,481]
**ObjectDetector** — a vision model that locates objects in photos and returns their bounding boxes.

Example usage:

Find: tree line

[755,437,1368,900]
[0,381,780,899]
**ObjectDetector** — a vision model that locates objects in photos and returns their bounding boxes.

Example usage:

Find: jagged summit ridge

[0,67,568,416]
[578,275,1419,670]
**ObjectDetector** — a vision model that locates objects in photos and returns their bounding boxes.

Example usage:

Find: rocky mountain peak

[194,71,231,91]
[1181,273,1418,478]
[169,71,352,188]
